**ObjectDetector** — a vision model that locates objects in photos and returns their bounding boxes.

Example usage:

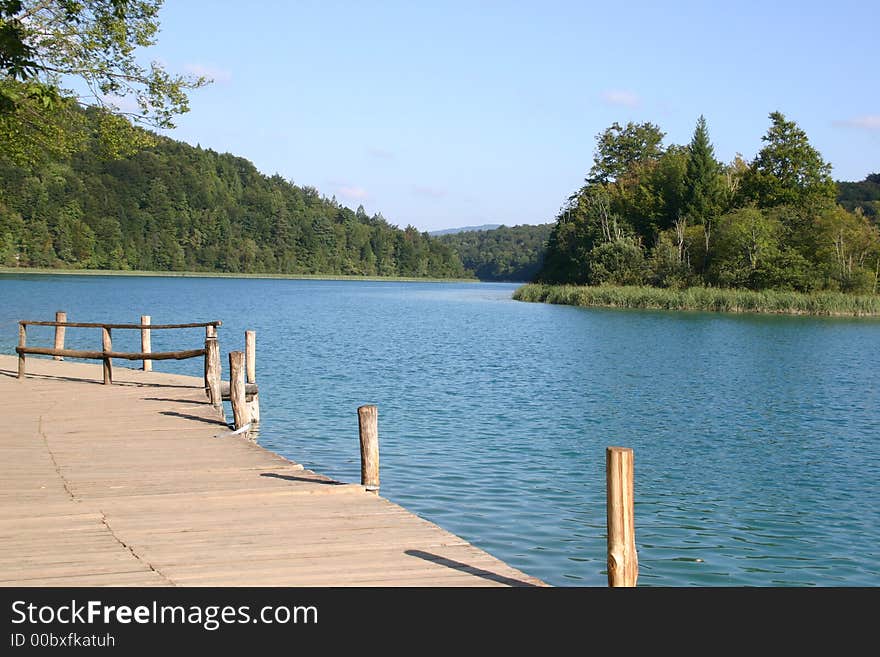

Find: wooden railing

[16,317,221,385]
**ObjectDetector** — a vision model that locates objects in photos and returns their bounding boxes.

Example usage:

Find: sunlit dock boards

[0,355,544,587]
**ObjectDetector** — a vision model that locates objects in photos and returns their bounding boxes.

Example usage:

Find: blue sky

[143,0,878,232]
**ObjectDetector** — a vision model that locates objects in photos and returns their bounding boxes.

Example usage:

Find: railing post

[205,337,221,407]
[206,324,217,339]
[606,446,638,587]
[245,330,260,424]
[102,327,113,385]
[228,350,247,432]
[53,311,66,360]
[358,405,379,493]
[17,323,26,379]
[141,315,152,372]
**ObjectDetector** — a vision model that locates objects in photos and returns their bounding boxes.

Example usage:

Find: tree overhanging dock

[0,355,544,587]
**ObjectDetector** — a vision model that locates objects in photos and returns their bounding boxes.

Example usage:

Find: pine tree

[682,116,723,223]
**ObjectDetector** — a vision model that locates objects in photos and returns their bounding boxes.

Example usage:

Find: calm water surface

[2,274,878,586]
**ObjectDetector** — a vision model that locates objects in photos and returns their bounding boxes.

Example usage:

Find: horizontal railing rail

[20,320,221,330]
[16,314,221,385]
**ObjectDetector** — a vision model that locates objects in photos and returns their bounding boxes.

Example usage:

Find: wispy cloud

[367,147,394,160]
[600,89,640,107]
[333,184,370,201]
[184,63,232,83]
[834,115,880,131]
[411,185,447,199]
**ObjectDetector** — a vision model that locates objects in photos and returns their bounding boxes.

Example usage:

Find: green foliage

[587,121,666,184]
[682,115,725,225]
[740,111,836,210]
[587,237,647,286]
[436,223,552,281]
[0,111,470,278]
[837,174,880,220]
[1,1,206,165]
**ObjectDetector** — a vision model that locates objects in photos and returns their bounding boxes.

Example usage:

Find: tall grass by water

[513,283,880,316]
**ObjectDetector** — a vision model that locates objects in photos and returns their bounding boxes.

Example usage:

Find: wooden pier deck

[0,354,544,587]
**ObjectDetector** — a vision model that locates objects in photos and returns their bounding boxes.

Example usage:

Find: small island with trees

[515,114,880,316]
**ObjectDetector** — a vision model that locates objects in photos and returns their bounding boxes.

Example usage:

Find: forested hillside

[0,111,467,278]
[837,174,880,219]
[437,223,553,281]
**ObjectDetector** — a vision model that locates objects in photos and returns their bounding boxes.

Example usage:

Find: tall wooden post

[53,311,66,360]
[245,330,256,384]
[102,327,113,385]
[141,315,152,372]
[606,446,637,587]
[205,337,221,407]
[228,351,247,432]
[17,323,26,379]
[358,405,379,492]
[206,324,217,339]
[244,330,260,424]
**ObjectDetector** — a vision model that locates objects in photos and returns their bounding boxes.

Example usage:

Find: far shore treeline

[0,107,470,278]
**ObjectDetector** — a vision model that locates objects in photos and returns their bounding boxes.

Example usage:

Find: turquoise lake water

[2,274,879,586]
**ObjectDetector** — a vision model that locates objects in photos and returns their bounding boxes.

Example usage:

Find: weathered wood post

[245,329,260,424]
[17,323,26,379]
[102,327,113,385]
[53,311,66,360]
[358,405,379,492]
[228,351,248,432]
[205,336,221,407]
[206,324,217,339]
[141,315,152,372]
[245,330,256,384]
[606,446,638,587]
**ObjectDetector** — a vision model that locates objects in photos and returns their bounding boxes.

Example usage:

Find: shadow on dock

[260,472,346,485]
[405,549,539,587]
[0,366,197,388]
[159,410,227,426]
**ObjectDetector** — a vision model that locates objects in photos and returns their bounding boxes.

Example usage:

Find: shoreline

[0,266,481,284]
[513,283,880,318]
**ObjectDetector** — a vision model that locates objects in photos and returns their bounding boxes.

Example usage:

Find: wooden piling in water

[102,327,113,385]
[606,446,637,587]
[245,330,260,424]
[206,324,217,339]
[228,351,247,432]
[358,405,379,492]
[141,315,152,372]
[17,324,26,379]
[245,330,256,384]
[205,337,221,407]
[53,311,66,361]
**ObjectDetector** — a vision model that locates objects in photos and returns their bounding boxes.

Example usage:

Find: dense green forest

[437,223,553,281]
[537,113,880,294]
[837,174,880,219]
[0,109,468,278]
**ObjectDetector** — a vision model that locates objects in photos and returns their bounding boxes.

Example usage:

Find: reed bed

[513,284,880,317]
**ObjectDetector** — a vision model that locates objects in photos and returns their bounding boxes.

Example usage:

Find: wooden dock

[0,354,544,587]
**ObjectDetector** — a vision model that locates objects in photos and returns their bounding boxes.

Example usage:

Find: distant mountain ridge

[428,224,502,236]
